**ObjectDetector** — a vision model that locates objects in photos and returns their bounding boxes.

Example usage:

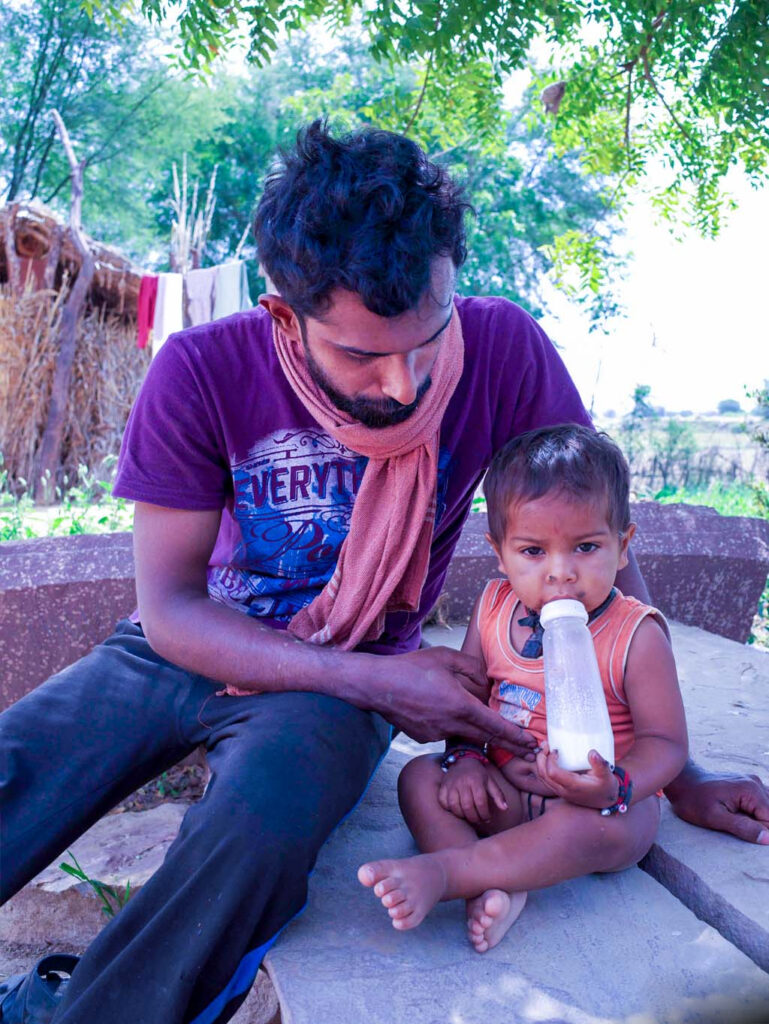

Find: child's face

[487,490,635,614]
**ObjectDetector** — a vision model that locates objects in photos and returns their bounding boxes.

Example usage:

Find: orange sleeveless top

[478,579,664,764]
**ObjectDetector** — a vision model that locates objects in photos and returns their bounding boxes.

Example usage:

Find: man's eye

[577,542,598,553]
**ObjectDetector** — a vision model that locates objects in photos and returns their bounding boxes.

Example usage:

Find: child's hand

[535,742,619,809]
[438,758,508,825]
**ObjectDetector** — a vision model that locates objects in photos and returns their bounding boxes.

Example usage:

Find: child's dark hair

[254,118,473,319]
[484,424,632,544]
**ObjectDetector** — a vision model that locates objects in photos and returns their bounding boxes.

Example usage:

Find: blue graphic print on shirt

[207,427,451,623]
[496,681,542,728]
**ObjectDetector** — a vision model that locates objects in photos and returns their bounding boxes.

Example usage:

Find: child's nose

[546,557,577,583]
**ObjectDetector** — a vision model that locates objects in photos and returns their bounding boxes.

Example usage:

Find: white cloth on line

[185,267,217,326]
[213,261,252,321]
[152,273,183,356]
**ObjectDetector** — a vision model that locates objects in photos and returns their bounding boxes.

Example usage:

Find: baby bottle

[539,599,614,771]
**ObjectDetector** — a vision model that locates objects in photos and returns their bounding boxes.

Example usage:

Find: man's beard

[304,344,432,429]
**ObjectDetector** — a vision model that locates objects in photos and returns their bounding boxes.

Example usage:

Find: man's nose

[380,353,419,406]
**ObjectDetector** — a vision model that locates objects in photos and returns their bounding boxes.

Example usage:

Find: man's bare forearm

[142,591,380,706]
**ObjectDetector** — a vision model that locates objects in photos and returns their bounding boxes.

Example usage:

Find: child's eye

[577,542,598,553]
[521,546,543,556]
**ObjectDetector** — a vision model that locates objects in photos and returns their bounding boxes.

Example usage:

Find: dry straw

[0,282,149,495]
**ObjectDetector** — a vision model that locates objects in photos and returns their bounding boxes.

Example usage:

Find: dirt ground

[110,762,208,814]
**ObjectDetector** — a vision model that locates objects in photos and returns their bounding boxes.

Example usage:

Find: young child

[358,424,688,952]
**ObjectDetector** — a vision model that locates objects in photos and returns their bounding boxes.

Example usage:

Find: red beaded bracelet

[440,748,490,773]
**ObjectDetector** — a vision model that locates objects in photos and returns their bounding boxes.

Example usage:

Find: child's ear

[485,532,506,574]
[617,522,636,569]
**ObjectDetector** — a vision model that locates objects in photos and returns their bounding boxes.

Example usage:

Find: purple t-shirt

[114,295,591,654]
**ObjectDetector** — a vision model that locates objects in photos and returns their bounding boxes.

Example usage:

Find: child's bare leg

[362,754,529,946]
[359,794,660,931]
[397,754,526,852]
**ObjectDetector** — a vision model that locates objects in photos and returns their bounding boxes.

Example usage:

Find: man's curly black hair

[254,119,472,319]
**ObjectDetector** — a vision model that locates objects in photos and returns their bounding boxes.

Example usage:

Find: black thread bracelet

[600,765,633,816]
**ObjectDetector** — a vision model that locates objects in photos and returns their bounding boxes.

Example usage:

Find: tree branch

[641,50,695,145]
[402,53,433,137]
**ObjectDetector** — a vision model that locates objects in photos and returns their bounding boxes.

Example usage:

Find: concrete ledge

[443,504,769,643]
[265,749,769,1024]
[1,501,767,711]
[0,532,134,709]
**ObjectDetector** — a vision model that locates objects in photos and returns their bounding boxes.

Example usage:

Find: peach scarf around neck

[274,305,464,650]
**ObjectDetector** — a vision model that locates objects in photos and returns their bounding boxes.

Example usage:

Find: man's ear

[617,522,636,570]
[258,294,303,342]
[485,532,505,575]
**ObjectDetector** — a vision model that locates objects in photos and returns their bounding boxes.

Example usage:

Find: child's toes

[388,901,412,919]
[392,911,420,931]
[380,892,405,909]
[358,860,393,888]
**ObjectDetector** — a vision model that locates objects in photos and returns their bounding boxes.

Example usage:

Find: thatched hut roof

[0,200,143,317]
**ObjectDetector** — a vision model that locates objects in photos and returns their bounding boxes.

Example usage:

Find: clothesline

[136,260,254,355]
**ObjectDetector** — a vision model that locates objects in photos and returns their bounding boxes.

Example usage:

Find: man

[1,119,767,1024]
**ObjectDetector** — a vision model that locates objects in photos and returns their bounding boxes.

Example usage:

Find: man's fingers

[711,803,769,845]
[436,648,488,688]
[465,704,537,755]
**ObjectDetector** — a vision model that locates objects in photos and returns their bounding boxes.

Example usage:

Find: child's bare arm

[535,616,687,808]
[460,594,487,672]
[618,615,688,800]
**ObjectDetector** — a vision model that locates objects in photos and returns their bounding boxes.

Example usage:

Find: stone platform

[264,623,769,1024]
[2,623,768,1024]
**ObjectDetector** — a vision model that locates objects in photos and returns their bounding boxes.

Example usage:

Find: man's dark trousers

[0,620,390,1024]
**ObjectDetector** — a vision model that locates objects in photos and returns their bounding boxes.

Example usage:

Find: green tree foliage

[0,0,229,255]
[101,0,769,235]
[182,35,620,316]
[0,4,619,312]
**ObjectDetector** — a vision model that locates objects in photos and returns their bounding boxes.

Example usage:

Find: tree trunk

[2,205,22,294]
[33,111,95,504]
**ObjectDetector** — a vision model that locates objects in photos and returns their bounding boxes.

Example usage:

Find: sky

[539,178,769,417]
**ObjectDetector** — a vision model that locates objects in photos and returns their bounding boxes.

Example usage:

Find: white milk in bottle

[540,599,614,771]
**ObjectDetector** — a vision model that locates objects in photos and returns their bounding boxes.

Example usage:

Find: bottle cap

[540,599,588,627]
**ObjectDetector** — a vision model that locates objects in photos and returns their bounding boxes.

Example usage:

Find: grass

[0,456,133,541]
[652,481,767,519]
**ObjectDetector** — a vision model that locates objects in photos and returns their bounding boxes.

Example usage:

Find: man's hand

[535,744,618,809]
[665,762,769,845]
[371,646,538,759]
[438,758,508,825]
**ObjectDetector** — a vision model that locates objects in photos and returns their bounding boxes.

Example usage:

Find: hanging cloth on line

[136,275,158,349]
[152,273,183,356]
[212,260,252,321]
[185,266,217,326]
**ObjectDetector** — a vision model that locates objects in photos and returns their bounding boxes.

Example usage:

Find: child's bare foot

[358,854,447,930]
[466,889,527,952]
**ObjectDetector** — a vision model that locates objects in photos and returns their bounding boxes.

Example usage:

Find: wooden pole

[33,110,96,504]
